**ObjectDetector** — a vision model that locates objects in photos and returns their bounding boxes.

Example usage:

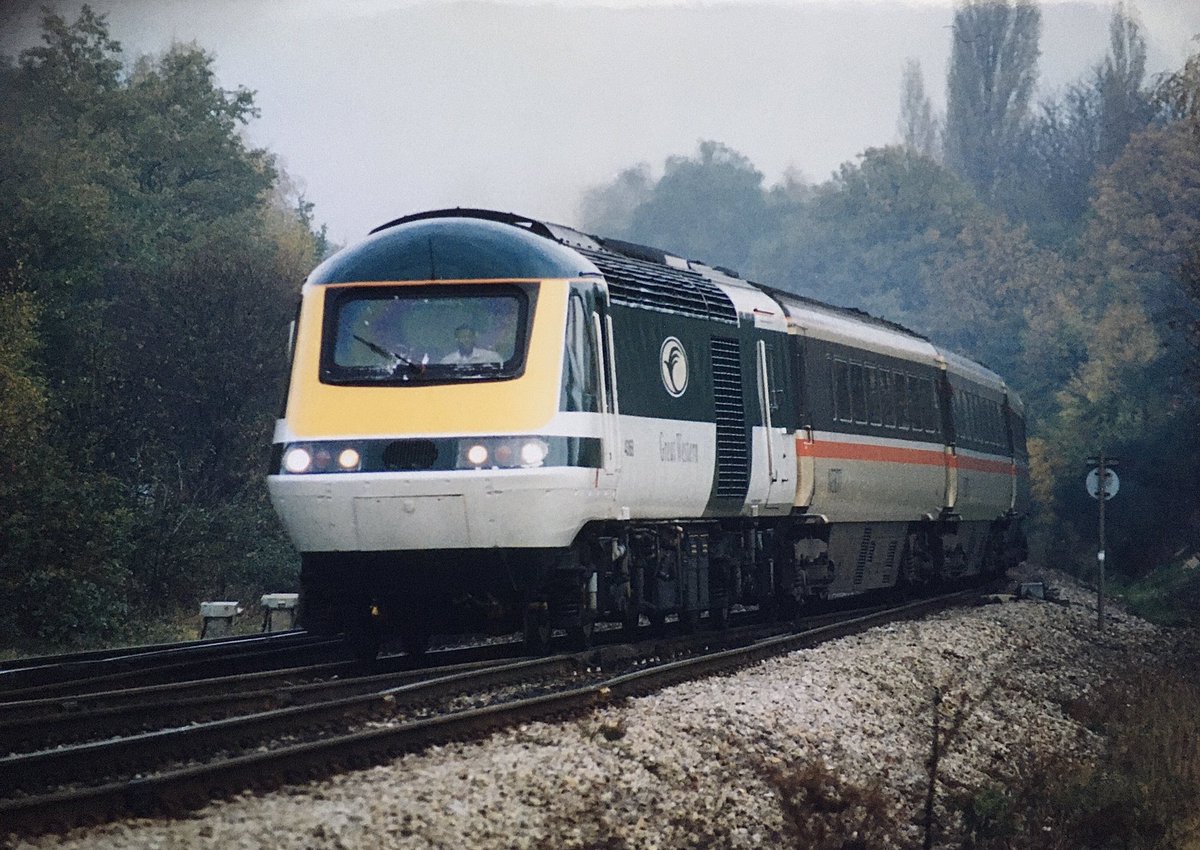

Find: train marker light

[284,446,313,474]
[337,448,362,470]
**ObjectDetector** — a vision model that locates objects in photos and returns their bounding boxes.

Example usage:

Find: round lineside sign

[1086,467,1119,500]
[660,337,688,398]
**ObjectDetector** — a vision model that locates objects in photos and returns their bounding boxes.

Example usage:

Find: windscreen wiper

[353,333,426,375]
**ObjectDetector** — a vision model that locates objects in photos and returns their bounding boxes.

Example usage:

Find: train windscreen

[319,283,533,384]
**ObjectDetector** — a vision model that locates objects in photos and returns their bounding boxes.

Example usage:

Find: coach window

[895,372,910,430]
[916,376,930,432]
[849,362,867,423]
[880,369,896,428]
[913,377,928,432]
[910,375,922,430]
[865,366,882,425]
[832,358,851,423]
[954,393,963,440]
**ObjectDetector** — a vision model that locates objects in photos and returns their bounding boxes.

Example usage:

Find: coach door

[592,287,621,478]
[790,329,816,507]
[938,360,958,513]
[754,335,794,511]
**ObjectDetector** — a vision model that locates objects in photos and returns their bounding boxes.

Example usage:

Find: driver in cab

[440,324,502,365]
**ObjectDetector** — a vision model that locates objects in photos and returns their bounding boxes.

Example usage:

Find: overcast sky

[2,0,1197,244]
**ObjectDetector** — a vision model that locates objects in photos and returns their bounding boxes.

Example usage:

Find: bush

[953,653,1200,849]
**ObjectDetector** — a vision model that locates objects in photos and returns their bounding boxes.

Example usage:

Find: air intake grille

[710,337,749,500]
[580,249,737,324]
[382,440,438,470]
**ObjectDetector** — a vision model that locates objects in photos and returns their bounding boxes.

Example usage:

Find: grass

[0,603,268,662]
[1110,558,1200,628]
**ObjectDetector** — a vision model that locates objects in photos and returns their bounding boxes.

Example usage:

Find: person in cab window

[441,324,502,365]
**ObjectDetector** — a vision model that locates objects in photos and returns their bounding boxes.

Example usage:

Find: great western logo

[660,337,688,397]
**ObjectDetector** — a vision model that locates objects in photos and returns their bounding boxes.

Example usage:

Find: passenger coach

[268,209,1028,655]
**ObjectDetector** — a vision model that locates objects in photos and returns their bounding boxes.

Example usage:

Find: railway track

[0,631,347,699]
[0,586,987,837]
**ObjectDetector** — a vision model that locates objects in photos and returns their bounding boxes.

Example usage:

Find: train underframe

[298,513,1027,658]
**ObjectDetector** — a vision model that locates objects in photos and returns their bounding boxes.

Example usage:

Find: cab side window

[561,291,599,412]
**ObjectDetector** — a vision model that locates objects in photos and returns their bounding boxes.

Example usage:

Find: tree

[989,4,1153,249]
[898,58,939,158]
[753,146,981,326]
[0,6,322,644]
[1156,40,1200,128]
[581,141,772,272]
[578,164,652,238]
[1096,2,1151,168]
[1006,81,1102,247]
[1034,114,1200,575]
[920,210,1070,391]
[943,0,1041,197]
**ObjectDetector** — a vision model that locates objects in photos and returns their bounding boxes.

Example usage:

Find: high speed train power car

[268,209,1028,655]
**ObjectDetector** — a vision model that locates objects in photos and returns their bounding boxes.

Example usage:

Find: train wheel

[623,562,645,633]
[346,621,381,662]
[708,600,730,631]
[566,613,595,651]
[523,606,552,655]
[399,618,431,657]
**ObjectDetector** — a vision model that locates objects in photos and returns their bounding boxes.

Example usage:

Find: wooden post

[1097,450,1106,633]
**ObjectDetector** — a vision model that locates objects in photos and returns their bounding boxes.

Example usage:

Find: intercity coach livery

[268,209,1028,656]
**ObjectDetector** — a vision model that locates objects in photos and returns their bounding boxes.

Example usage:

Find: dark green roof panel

[308,218,598,284]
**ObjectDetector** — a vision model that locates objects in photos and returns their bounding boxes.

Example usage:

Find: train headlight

[284,447,313,474]
[520,439,549,467]
[466,444,489,466]
[337,448,362,470]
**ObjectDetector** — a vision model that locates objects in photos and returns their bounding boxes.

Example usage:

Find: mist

[2,0,1196,244]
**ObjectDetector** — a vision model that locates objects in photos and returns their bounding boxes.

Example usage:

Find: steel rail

[0,639,355,703]
[0,655,525,754]
[0,630,309,673]
[0,653,591,796]
[0,633,340,696]
[0,637,526,724]
[0,587,981,835]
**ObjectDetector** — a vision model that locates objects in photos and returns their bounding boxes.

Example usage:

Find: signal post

[1085,453,1119,632]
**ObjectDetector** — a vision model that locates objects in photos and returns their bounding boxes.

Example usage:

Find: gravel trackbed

[8,567,1176,850]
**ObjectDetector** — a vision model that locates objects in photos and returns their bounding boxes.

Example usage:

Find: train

[267,208,1029,656]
